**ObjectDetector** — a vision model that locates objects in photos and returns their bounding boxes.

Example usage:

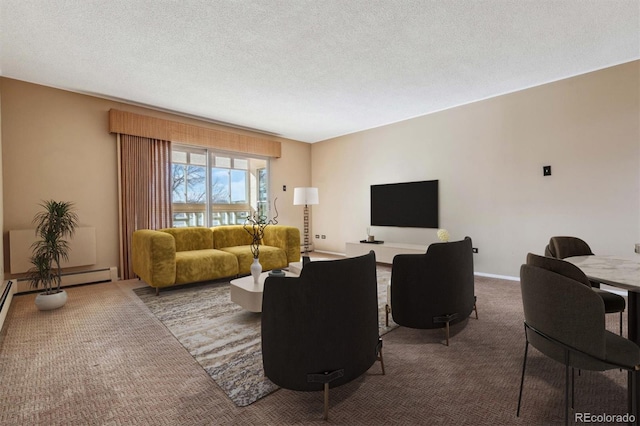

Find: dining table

[565,254,640,419]
[565,255,640,340]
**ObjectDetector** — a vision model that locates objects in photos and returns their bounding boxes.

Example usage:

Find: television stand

[345,241,428,264]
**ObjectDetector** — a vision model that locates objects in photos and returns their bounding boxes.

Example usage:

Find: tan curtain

[119,134,172,280]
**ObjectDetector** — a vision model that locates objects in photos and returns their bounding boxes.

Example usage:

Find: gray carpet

[133,268,397,407]
[1,272,633,424]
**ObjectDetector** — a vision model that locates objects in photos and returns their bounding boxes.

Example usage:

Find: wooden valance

[109,109,281,158]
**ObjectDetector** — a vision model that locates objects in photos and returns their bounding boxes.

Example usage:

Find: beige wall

[270,138,315,228]
[0,78,311,278]
[2,61,637,279]
[0,85,3,281]
[311,61,640,277]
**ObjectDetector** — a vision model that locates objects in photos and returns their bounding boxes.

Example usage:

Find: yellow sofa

[132,225,300,293]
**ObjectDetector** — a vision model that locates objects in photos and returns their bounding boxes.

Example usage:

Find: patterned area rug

[133,267,396,407]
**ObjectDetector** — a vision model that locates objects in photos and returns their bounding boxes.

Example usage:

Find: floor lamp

[293,187,319,265]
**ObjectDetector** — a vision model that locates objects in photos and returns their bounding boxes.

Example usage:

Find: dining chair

[261,251,384,420]
[518,253,640,425]
[545,236,626,335]
[545,236,594,261]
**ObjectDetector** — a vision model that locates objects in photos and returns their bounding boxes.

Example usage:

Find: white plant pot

[35,290,68,311]
[250,258,262,285]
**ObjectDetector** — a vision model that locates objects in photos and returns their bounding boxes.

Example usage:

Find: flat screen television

[370,180,439,228]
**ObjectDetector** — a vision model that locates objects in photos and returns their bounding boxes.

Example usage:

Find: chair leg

[445,321,450,346]
[564,351,570,426]
[308,370,344,421]
[517,340,529,417]
[323,383,329,421]
[377,347,386,375]
[629,369,639,420]
[385,304,390,327]
[433,314,458,346]
[618,313,623,376]
[473,296,478,319]
[155,287,160,296]
[628,370,633,418]
[376,338,385,375]
[571,368,575,410]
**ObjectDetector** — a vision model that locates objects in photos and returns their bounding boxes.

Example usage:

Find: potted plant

[26,200,79,310]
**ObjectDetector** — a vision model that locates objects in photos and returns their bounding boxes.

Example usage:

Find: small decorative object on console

[268,269,286,278]
[366,227,375,242]
[360,239,384,244]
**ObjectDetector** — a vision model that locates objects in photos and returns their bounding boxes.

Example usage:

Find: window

[258,168,268,219]
[171,145,269,227]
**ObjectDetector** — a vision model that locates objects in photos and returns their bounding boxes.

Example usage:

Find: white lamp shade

[293,187,319,205]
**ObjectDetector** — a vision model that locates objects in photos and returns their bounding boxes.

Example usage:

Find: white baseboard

[316,254,628,296]
[314,250,345,257]
[474,272,519,282]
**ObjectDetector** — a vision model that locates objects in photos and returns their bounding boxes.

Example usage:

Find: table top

[230,270,297,292]
[565,255,640,291]
[288,258,332,275]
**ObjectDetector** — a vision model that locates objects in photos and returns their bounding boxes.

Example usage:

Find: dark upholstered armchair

[545,236,625,334]
[518,253,640,425]
[545,236,594,260]
[390,237,476,346]
[261,251,384,420]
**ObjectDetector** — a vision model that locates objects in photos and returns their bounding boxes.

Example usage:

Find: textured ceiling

[1,1,638,143]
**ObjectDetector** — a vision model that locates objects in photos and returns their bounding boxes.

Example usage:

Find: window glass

[215,156,231,168]
[230,170,247,203]
[172,151,187,163]
[234,158,248,170]
[211,168,230,204]
[191,152,206,166]
[172,164,206,203]
[171,145,268,227]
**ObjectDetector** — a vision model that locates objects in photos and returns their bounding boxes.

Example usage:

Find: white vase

[35,290,68,311]
[250,257,262,285]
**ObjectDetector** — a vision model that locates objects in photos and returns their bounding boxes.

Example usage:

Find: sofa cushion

[212,225,255,248]
[220,245,287,275]
[174,249,238,285]
[160,227,213,252]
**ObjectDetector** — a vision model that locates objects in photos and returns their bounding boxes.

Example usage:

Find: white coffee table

[230,270,297,312]
[287,258,332,275]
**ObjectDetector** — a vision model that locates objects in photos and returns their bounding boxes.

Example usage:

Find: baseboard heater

[0,280,16,334]
[16,267,118,294]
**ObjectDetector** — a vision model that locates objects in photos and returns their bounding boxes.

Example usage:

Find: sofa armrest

[263,226,301,263]
[132,229,177,288]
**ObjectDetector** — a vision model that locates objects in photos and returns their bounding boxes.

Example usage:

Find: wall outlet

[321,235,326,239]
[472,248,478,253]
